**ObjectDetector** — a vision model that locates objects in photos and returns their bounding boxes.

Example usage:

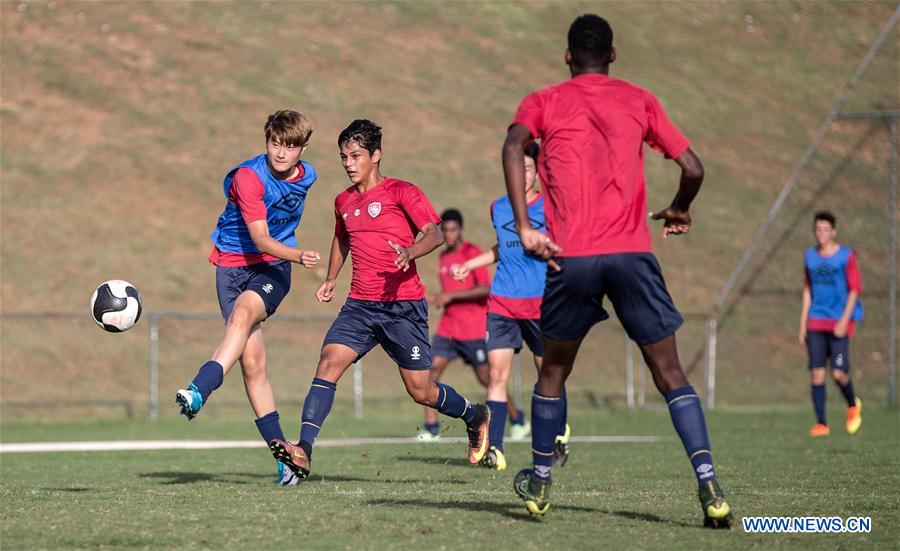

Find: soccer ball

[90,280,142,332]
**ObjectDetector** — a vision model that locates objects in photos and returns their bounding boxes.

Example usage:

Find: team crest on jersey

[367,202,382,218]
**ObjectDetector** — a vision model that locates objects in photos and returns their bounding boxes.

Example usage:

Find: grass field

[2,406,898,549]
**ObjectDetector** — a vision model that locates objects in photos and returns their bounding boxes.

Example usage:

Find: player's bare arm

[452,245,499,280]
[247,219,321,267]
[389,222,443,272]
[503,124,561,260]
[316,233,350,302]
[650,147,704,239]
[799,284,811,345]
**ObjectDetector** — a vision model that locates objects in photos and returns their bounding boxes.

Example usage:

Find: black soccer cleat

[699,480,733,529]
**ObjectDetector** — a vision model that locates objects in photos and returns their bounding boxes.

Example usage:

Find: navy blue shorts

[323,298,432,370]
[486,313,544,356]
[431,334,488,367]
[541,253,683,344]
[215,261,291,321]
[806,330,851,371]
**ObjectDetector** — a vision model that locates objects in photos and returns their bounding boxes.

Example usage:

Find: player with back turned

[503,15,733,527]
[269,120,491,479]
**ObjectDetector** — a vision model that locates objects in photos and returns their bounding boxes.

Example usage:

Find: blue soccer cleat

[277,461,300,486]
[175,383,203,420]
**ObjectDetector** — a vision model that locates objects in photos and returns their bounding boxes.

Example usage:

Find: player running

[417,208,527,443]
[175,110,321,485]
[451,143,567,471]
[799,210,863,437]
[503,15,733,527]
[270,119,490,479]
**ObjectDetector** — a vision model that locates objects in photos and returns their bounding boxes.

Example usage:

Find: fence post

[706,315,717,410]
[353,361,363,419]
[149,313,159,420]
[889,116,897,406]
[625,334,634,410]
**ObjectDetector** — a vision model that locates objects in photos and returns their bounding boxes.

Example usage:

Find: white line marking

[0,435,665,454]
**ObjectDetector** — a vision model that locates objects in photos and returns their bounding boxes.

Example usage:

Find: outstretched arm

[650,147,704,238]
[316,234,350,302]
[452,245,499,280]
[503,124,561,260]
[247,220,320,267]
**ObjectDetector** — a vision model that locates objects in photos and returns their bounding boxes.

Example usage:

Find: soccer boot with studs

[553,423,571,467]
[269,439,310,479]
[175,383,203,420]
[465,404,491,464]
[846,398,862,434]
[699,479,733,529]
[479,446,507,471]
[514,468,551,516]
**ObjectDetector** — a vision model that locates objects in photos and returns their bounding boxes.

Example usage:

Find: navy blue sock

[433,383,477,423]
[509,408,525,426]
[812,384,827,424]
[666,386,717,486]
[838,379,856,408]
[191,360,224,402]
[531,391,563,480]
[299,378,336,454]
[424,421,440,436]
[486,400,507,450]
[254,410,286,444]
[558,389,568,437]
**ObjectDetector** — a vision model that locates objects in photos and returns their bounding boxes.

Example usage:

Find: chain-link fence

[3,311,712,421]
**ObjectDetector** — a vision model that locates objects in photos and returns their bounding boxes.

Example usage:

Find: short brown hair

[264,110,313,147]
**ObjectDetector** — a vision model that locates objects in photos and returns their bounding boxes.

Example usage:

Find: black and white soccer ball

[90,280,142,332]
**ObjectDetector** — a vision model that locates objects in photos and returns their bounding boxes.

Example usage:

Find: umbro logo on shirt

[270,191,305,213]
[500,217,545,234]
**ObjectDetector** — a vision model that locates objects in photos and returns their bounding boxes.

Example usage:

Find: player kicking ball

[270,119,490,479]
[175,110,321,485]
[503,15,732,527]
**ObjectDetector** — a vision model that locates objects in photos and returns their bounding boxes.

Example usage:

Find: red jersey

[334,178,441,301]
[209,164,305,267]
[513,73,690,256]
[436,241,490,340]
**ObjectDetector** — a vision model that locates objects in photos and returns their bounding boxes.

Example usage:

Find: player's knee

[811,368,827,385]
[227,305,255,330]
[406,384,434,406]
[241,357,267,383]
[831,369,848,384]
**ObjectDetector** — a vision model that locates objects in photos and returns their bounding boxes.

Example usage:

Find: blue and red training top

[488,193,546,319]
[209,154,317,267]
[804,245,863,336]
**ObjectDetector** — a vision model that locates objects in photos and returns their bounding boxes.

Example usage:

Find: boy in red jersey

[270,120,490,478]
[418,208,528,442]
[175,110,321,486]
[503,15,732,527]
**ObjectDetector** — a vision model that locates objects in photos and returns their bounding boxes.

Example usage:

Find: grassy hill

[1,1,897,412]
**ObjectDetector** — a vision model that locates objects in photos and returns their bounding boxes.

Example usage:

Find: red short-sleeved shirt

[208,165,305,267]
[436,241,490,340]
[334,178,441,301]
[513,73,690,256]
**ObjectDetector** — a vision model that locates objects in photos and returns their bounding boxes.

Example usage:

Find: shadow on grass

[138,471,249,485]
[365,497,697,527]
[39,487,92,492]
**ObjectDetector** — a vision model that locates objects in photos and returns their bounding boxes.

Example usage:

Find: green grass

[2,407,898,549]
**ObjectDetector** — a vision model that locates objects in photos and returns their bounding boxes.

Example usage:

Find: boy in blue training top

[175,110,321,485]
[799,210,863,436]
